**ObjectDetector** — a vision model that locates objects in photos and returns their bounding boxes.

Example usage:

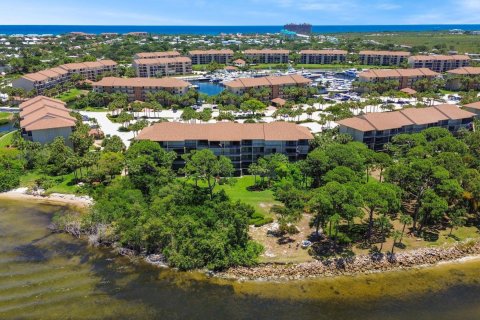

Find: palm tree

[377,215,391,251]
[391,230,403,254]
[329,213,342,249]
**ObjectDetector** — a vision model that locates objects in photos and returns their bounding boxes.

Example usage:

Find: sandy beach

[0,188,93,208]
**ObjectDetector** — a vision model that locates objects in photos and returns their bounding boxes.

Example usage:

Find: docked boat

[344,69,358,78]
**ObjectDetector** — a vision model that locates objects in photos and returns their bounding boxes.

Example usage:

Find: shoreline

[218,239,480,281]
[2,195,480,283]
[0,188,93,209]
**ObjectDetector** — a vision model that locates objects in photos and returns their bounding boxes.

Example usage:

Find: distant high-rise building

[284,23,312,35]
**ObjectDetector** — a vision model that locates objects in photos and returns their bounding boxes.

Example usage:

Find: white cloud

[376,2,401,10]
[459,0,480,10]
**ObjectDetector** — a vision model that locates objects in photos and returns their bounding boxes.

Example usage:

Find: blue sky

[2,0,480,25]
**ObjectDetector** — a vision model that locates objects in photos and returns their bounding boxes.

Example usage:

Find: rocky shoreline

[220,239,480,281]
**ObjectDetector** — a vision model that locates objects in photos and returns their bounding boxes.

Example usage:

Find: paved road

[79,111,135,147]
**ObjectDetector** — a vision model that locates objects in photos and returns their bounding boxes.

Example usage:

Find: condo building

[408,55,471,73]
[445,67,480,90]
[13,60,118,94]
[133,57,192,77]
[463,102,480,118]
[189,49,234,65]
[60,60,118,80]
[19,96,76,145]
[133,51,181,59]
[224,75,311,99]
[92,77,191,101]
[244,49,290,64]
[357,68,439,92]
[337,104,475,151]
[359,50,410,66]
[136,122,313,175]
[299,50,348,64]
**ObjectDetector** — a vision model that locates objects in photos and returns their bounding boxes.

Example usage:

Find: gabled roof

[244,49,290,54]
[224,75,311,89]
[19,96,76,131]
[409,54,471,61]
[299,49,348,55]
[271,97,286,106]
[19,96,65,110]
[136,122,313,142]
[447,67,480,75]
[337,105,475,132]
[133,57,192,65]
[20,103,69,117]
[359,68,439,79]
[464,101,480,110]
[189,49,234,55]
[134,51,181,58]
[23,117,76,131]
[92,77,191,88]
[359,50,411,56]
[19,60,117,83]
[400,88,417,95]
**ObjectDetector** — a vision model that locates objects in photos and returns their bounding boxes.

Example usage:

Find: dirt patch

[249,214,315,263]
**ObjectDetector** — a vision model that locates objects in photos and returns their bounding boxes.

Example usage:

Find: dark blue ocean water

[1,25,480,35]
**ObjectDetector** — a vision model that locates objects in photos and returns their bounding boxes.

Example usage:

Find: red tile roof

[134,51,181,58]
[189,49,234,55]
[224,75,311,89]
[359,68,439,79]
[300,49,348,55]
[359,50,411,56]
[244,49,290,54]
[409,55,471,61]
[136,122,313,142]
[447,67,480,75]
[133,57,192,65]
[464,101,480,110]
[337,105,474,132]
[19,96,76,131]
[93,77,191,88]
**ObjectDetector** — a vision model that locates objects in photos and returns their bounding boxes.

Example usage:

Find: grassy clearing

[0,131,16,147]
[184,176,277,225]
[0,112,11,120]
[0,111,13,125]
[216,176,278,216]
[19,170,81,195]
[56,89,85,103]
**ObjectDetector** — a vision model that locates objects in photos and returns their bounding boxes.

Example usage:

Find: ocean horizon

[1,24,480,35]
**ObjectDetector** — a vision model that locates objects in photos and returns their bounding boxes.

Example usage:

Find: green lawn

[56,89,85,103]
[0,112,13,125]
[0,112,11,120]
[184,175,277,225]
[19,170,82,195]
[0,131,16,147]
[215,176,278,216]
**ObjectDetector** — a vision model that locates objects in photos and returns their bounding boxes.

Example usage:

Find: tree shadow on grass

[420,230,439,242]
[308,239,355,261]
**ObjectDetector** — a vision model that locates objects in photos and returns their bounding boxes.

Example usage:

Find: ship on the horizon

[284,23,312,35]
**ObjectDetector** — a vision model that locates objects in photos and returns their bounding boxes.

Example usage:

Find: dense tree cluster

[249,127,480,255]
[87,144,262,270]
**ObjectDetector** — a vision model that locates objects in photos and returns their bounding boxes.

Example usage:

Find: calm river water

[1,199,480,319]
